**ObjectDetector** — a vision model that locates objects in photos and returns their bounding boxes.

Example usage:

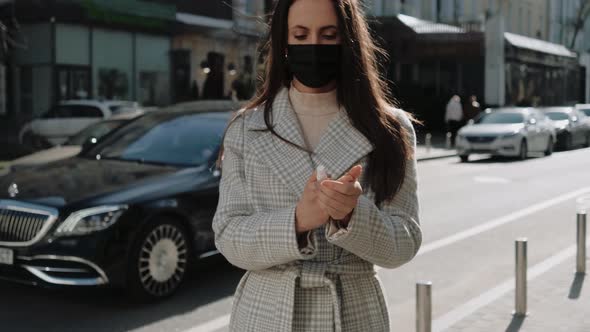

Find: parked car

[0,100,240,300]
[8,111,143,173]
[19,100,144,149]
[538,107,590,150]
[456,107,556,162]
[574,103,590,127]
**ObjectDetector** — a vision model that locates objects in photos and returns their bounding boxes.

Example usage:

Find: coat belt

[267,259,376,332]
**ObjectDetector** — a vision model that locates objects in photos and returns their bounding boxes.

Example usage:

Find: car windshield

[545,112,569,121]
[66,120,127,146]
[475,112,525,124]
[579,109,590,116]
[83,112,230,167]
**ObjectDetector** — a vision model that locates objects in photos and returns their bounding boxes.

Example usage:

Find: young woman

[212,0,422,331]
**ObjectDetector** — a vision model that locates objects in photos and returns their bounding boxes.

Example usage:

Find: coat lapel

[312,109,374,180]
[247,88,314,199]
[245,87,374,199]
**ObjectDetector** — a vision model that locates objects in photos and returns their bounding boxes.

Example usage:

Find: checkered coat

[212,87,422,332]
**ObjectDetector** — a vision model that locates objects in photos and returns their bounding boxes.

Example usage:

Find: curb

[416,153,457,162]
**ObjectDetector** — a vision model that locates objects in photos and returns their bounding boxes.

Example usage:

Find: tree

[570,0,590,49]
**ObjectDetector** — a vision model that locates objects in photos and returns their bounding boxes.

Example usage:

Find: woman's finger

[321,180,362,196]
[319,182,357,207]
[318,188,353,218]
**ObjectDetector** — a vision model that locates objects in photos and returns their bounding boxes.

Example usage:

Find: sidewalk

[446,255,590,332]
[416,145,457,162]
[415,131,457,162]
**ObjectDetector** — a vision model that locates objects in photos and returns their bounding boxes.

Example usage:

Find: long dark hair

[220,0,418,207]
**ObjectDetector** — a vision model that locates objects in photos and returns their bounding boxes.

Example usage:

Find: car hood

[549,120,569,129]
[0,157,210,208]
[10,145,82,168]
[459,123,524,135]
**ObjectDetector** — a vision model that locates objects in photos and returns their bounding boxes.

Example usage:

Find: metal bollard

[577,212,586,274]
[445,132,452,149]
[513,238,528,316]
[425,133,432,154]
[416,281,432,332]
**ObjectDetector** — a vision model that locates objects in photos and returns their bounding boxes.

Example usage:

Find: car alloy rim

[138,224,187,296]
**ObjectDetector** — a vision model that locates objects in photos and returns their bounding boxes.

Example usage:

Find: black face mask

[287,44,341,88]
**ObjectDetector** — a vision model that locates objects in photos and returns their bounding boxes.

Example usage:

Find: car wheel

[127,217,191,301]
[544,137,554,156]
[460,155,469,163]
[519,140,528,160]
[565,133,573,150]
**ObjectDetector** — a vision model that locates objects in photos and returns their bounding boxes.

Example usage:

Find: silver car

[456,108,556,162]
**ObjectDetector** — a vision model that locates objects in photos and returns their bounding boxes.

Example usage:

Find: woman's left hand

[317,165,363,222]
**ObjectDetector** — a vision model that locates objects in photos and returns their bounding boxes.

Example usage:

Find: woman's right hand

[295,171,330,234]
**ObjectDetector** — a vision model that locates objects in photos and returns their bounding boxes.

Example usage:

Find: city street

[1,146,589,332]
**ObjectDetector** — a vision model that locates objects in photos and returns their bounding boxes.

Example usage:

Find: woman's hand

[317,165,363,223]
[295,171,330,234]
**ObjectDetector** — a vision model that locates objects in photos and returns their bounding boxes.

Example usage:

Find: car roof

[537,106,574,113]
[157,100,244,114]
[486,107,534,114]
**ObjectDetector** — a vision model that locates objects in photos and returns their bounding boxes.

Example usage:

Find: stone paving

[446,257,590,332]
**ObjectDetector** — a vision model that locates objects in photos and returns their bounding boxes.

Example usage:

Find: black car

[0,100,238,300]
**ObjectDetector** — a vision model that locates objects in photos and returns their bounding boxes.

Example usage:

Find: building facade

[2,0,176,120]
[365,0,586,130]
[166,0,266,103]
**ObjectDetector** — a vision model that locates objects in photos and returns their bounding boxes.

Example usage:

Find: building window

[57,66,91,101]
[97,68,129,100]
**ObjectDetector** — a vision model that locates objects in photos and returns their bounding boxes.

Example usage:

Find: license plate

[0,247,13,265]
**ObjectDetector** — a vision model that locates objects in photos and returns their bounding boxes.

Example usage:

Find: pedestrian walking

[463,95,481,123]
[212,0,422,331]
[445,94,464,147]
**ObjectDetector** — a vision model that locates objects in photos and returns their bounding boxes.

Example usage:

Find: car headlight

[501,132,519,139]
[55,205,128,236]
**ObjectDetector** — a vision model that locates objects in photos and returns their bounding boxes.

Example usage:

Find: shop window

[20,66,33,116]
[98,68,129,100]
[57,66,91,101]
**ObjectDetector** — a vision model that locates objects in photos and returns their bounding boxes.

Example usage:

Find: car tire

[127,216,192,302]
[544,137,554,156]
[585,134,590,148]
[460,155,469,163]
[565,133,573,150]
[519,140,528,160]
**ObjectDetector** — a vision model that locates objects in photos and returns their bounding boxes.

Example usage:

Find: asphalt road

[1,146,589,332]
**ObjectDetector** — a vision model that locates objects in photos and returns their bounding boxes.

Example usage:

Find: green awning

[67,0,176,21]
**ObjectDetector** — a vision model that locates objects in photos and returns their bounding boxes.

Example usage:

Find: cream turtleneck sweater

[288,83,342,151]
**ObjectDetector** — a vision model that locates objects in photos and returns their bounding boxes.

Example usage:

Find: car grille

[0,204,54,245]
[466,136,497,143]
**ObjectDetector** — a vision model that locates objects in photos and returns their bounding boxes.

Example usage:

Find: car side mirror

[81,136,99,152]
[572,117,579,122]
[527,118,537,126]
[467,119,475,125]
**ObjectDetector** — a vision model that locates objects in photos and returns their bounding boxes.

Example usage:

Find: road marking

[183,314,230,332]
[417,187,590,256]
[432,244,584,332]
[473,176,511,184]
[188,186,590,330]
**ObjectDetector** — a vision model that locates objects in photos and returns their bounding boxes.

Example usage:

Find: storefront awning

[397,14,466,34]
[176,12,233,30]
[504,32,576,58]
[67,0,176,21]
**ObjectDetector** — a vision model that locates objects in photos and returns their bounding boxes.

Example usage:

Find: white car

[539,107,590,150]
[456,108,556,162]
[574,103,590,129]
[19,100,143,148]
[7,111,143,174]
